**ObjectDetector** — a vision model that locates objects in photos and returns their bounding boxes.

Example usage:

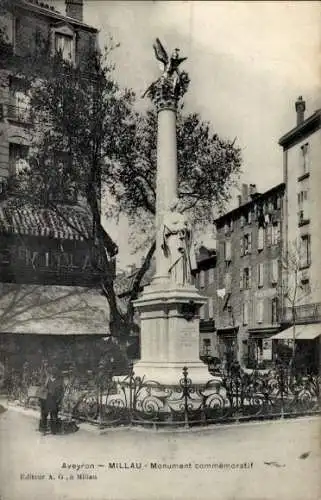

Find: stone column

[152,83,179,282]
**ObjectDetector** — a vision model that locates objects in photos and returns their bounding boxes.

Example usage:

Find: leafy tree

[1,6,242,358]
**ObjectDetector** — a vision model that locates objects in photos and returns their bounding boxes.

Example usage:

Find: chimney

[249,184,257,197]
[295,96,306,126]
[65,0,83,21]
[241,183,249,204]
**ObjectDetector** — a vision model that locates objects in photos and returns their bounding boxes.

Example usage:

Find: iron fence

[7,364,320,429]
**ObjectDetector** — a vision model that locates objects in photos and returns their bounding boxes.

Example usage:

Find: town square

[0,1,320,499]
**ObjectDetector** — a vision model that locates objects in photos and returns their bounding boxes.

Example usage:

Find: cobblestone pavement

[0,403,320,500]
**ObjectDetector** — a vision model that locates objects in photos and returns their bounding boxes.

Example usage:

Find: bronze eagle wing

[153,38,168,65]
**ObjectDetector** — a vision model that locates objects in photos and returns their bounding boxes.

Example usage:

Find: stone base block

[132,361,211,386]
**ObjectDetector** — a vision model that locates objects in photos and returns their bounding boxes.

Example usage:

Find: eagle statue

[142,38,188,99]
[153,38,187,76]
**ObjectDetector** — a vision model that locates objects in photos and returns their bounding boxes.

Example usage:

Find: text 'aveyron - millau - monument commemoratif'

[132,39,212,386]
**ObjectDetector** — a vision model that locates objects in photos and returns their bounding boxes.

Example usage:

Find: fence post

[280,364,285,419]
[182,366,190,429]
[128,362,134,426]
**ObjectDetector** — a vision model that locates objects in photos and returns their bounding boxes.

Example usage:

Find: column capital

[146,73,190,113]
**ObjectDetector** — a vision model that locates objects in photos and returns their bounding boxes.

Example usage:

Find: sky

[57,1,321,269]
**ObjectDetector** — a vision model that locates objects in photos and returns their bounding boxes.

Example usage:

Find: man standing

[39,365,64,434]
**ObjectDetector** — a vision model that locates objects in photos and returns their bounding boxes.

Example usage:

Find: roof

[278,109,321,149]
[0,283,109,334]
[214,182,285,224]
[270,323,321,341]
[19,0,98,32]
[0,202,93,241]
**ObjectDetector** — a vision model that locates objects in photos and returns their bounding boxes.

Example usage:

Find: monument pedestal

[133,280,210,386]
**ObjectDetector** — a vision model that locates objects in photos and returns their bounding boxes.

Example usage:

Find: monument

[133,39,210,385]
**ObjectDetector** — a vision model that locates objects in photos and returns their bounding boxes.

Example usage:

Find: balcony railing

[281,302,321,324]
[7,105,32,125]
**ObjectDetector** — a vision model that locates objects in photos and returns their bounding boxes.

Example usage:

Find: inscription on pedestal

[178,323,198,360]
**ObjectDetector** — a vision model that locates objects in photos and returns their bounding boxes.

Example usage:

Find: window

[224,240,231,262]
[258,227,264,251]
[242,302,249,325]
[257,299,264,324]
[240,215,245,228]
[297,189,309,223]
[271,222,281,245]
[9,143,29,176]
[230,219,234,232]
[247,210,252,224]
[224,223,229,235]
[55,33,74,62]
[300,235,311,268]
[300,143,309,175]
[258,262,264,288]
[208,297,214,319]
[271,297,279,324]
[271,259,279,285]
[8,79,31,123]
[243,233,252,255]
[241,267,251,290]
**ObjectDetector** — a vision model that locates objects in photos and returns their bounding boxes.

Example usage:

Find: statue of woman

[162,199,197,285]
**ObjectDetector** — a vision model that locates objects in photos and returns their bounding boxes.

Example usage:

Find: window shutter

[199,304,205,320]
[240,270,243,290]
[276,221,281,244]
[257,299,264,323]
[248,233,252,253]
[266,225,272,247]
[258,227,264,251]
[248,267,252,288]
[240,215,244,228]
[208,297,214,319]
[225,240,231,261]
[248,210,252,224]
[240,237,244,257]
[258,262,264,288]
[230,219,234,232]
[243,302,248,325]
[271,259,278,284]
[208,267,214,284]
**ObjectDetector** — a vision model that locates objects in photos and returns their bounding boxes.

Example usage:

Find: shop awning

[0,283,109,335]
[270,324,321,341]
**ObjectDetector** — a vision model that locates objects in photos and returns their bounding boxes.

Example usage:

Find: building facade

[273,97,321,374]
[0,0,101,287]
[0,1,114,382]
[195,183,285,369]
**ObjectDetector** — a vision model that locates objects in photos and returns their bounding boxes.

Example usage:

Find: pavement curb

[3,399,320,435]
